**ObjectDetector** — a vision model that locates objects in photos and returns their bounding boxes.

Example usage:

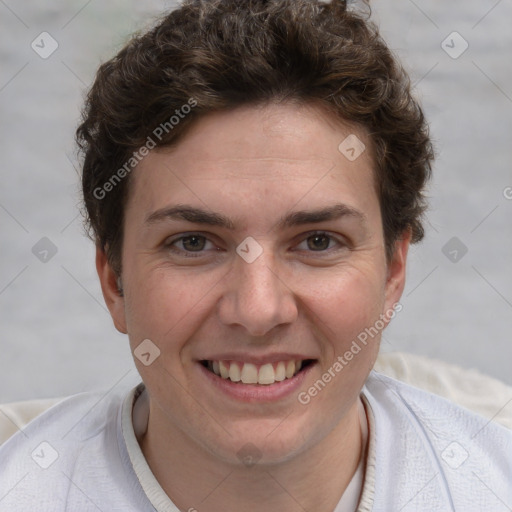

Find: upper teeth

[208,360,304,385]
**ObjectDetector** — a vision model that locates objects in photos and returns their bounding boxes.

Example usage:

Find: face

[97,102,409,465]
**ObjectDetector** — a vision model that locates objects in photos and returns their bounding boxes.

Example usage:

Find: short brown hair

[77,0,434,276]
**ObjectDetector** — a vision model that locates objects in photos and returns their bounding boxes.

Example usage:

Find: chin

[206,414,322,467]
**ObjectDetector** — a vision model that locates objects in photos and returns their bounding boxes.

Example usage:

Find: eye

[164,233,218,257]
[163,231,346,259]
[295,232,345,253]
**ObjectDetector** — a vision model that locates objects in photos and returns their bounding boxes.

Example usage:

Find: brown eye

[180,235,206,251]
[307,234,331,251]
[165,233,217,257]
[294,232,346,255]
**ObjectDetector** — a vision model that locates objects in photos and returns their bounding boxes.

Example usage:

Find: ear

[383,229,411,314]
[96,247,127,334]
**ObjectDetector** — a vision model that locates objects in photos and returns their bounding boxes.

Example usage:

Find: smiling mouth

[200,359,316,385]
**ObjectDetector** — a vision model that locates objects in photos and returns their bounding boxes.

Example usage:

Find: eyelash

[163,231,346,258]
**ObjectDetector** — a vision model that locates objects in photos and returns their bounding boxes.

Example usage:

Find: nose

[217,249,298,337]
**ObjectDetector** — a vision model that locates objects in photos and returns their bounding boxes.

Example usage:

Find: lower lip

[197,362,315,403]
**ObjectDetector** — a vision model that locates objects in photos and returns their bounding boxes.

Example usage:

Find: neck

[140,398,365,512]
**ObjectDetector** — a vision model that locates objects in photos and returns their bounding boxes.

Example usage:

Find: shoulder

[363,371,512,511]
[0,384,148,511]
[374,351,512,428]
[365,370,512,444]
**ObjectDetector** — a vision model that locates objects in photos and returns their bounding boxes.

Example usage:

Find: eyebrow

[145,203,367,230]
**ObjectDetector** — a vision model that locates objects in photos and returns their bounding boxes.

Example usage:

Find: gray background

[1,0,511,403]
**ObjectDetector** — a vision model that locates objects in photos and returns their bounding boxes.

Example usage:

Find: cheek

[123,263,222,351]
[301,265,386,361]
[295,269,386,415]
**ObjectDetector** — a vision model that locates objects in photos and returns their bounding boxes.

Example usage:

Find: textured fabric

[362,372,512,511]
[374,352,512,429]
[0,397,63,446]
[122,384,179,512]
[0,372,510,511]
[0,386,154,511]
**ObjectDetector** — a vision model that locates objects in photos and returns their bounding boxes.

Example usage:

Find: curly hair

[77,0,434,276]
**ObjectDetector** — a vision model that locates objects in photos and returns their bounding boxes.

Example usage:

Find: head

[77,0,433,465]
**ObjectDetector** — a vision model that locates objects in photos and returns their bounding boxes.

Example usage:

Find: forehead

[127,102,380,229]
[159,102,372,165]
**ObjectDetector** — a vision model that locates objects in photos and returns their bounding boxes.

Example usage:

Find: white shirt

[0,371,510,511]
[123,385,368,512]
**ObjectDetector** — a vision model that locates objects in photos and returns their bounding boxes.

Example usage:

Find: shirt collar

[121,382,376,512]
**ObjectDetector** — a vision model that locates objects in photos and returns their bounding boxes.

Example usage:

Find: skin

[97,102,410,512]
